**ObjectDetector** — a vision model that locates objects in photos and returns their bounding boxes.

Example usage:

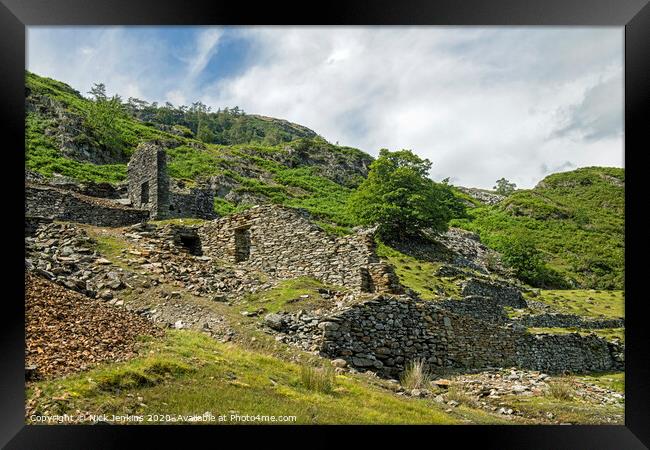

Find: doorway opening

[234,226,251,262]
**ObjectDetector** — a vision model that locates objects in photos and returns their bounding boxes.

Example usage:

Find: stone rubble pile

[25,221,133,301]
[25,273,164,380]
[438,228,507,275]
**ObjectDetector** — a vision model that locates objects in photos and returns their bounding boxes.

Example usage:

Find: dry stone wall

[438,296,509,324]
[25,183,148,227]
[198,205,401,293]
[514,313,624,329]
[461,278,527,308]
[269,294,623,376]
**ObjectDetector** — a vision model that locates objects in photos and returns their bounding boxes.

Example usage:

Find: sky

[26,26,624,189]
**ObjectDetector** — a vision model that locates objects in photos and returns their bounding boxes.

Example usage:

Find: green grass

[504,391,623,424]
[532,289,624,319]
[315,221,353,236]
[451,167,624,290]
[576,372,624,393]
[375,241,460,299]
[27,330,475,424]
[238,277,338,314]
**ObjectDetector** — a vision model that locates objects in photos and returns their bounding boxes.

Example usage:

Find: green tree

[348,149,464,239]
[86,83,125,155]
[494,177,517,195]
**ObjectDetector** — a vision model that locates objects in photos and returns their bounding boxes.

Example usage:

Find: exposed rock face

[456,187,505,205]
[438,228,506,274]
[25,183,149,227]
[27,91,129,165]
[198,204,401,294]
[461,278,527,308]
[268,294,623,377]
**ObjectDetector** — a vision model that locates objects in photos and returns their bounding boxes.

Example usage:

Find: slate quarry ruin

[24,141,625,377]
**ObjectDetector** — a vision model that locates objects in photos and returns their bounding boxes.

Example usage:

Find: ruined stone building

[127,143,170,220]
[127,142,216,221]
[198,204,401,294]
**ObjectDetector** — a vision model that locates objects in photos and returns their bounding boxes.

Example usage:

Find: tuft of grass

[300,365,335,394]
[92,358,194,394]
[547,380,575,401]
[446,385,478,408]
[400,359,432,391]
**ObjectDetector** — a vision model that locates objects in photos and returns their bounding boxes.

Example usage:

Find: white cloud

[27,26,624,189]
[186,29,223,79]
[200,27,623,188]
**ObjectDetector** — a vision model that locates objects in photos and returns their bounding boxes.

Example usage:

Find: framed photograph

[2,0,648,447]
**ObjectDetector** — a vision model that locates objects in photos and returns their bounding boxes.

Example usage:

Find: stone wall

[25,183,149,227]
[514,313,624,329]
[25,216,53,237]
[438,296,509,324]
[270,294,623,376]
[198,205,401,293]
[127,142,170,219]
[461,278,527,308]
[168,180,216,220]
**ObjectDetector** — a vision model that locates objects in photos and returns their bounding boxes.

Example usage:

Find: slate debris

[25,273,164,380]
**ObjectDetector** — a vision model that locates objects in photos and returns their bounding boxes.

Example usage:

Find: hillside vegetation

[25,71,371,227]
[451,167,624,289]
[25,71,624,289]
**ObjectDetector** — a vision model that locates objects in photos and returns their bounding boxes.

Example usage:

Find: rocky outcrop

[438,228,507,274]
[456,187,505,205]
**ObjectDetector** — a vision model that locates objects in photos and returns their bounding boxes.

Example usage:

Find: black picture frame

[1,0,648,448]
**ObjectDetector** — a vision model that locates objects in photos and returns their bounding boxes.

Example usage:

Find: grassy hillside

[25,71,371,227]
[26,329,504,425]
[25,72,624,289]
[451,167,624,289]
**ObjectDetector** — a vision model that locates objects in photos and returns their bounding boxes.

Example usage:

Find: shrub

[400,359,431,391]
[497,234,567,288]
[300,365,335,394]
